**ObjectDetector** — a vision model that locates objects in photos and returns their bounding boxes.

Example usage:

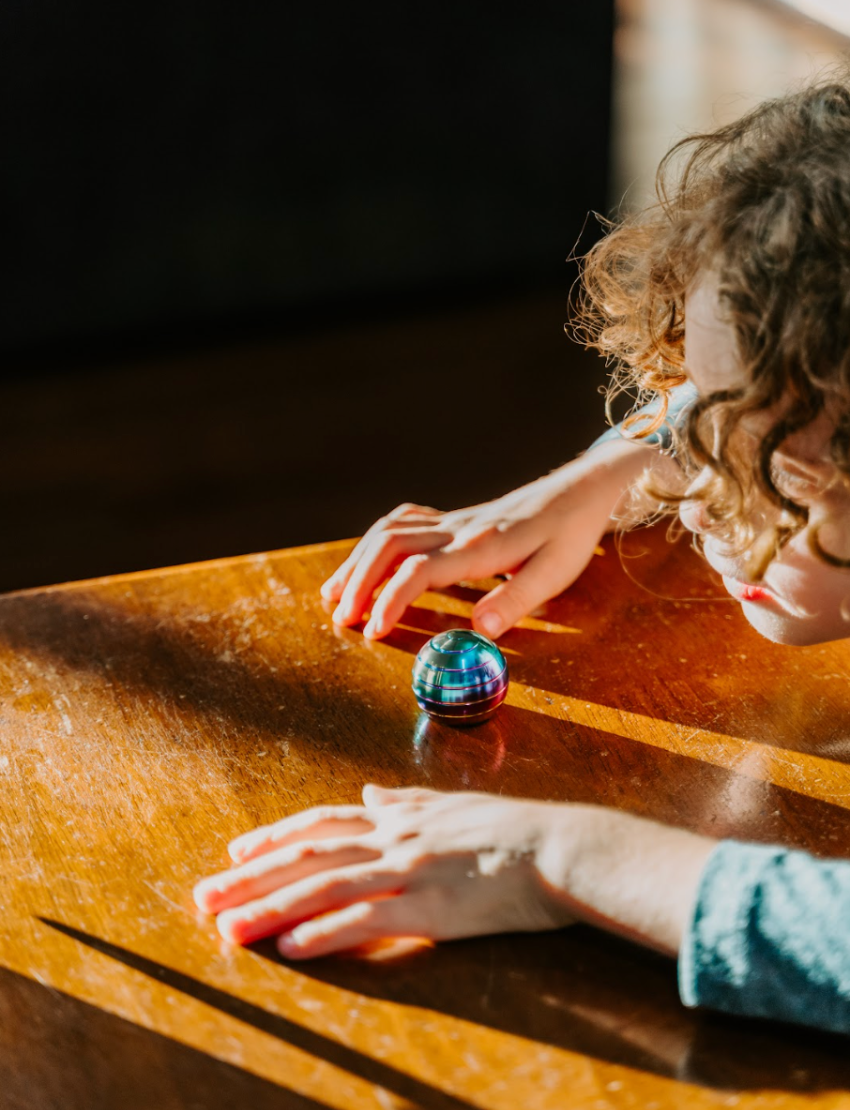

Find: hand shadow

[276,926,850,1094]
[38,915,850,1099]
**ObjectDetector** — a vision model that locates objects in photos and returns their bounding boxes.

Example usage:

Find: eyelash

[770,464,820,495]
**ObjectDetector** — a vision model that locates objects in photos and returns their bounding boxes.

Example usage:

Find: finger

[362,783,440,808]
[472,542,581,639]
[278,894,578,958]
[227,805,375,864]
[363,548,477,639]
[320,505,441,600]
[195,838,381,915]
[215,862,405,945]
[277,894,428,959]
[333,528,451,628]
[320,538,374,602]
[365,521,551,639]
[321,563,359,602]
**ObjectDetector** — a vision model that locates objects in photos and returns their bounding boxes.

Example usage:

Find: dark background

[0,2,615,591]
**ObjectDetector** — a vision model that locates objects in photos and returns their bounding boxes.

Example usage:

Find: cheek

[791,566,850,620]
[812,513,850,565]
[763,536,850,644]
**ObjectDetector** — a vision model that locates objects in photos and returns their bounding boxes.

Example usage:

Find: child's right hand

[321,437,653,640]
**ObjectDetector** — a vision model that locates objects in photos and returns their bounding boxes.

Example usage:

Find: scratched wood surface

[2,527,850,1109]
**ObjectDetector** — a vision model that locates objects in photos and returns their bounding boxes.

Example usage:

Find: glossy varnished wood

[2,529,850,1108]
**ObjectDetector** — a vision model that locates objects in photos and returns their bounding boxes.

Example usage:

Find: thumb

[472,544,576,638]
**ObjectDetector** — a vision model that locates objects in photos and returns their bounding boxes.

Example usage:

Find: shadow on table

[40,915,850,1098]
[0,583,422,795]
[292,926,850,1094]
[39,918,482,1110]
[3,559,843,859]
[393,696,850,856]
[0,963,330,1110]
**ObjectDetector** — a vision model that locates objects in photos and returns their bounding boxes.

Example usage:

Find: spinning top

[412,628,509,725]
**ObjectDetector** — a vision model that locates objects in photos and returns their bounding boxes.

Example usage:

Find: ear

[362,783,439,807]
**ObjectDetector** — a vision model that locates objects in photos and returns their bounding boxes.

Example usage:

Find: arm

[194,788,850,1034]
[595,381,695,532]
[324,412,687,642]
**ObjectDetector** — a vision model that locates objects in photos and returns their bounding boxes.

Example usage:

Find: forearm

[551,434,682,534]
[539,806,850,1035]
[584,382,696,530]
[605,447,684,531]
[538,805,716,957]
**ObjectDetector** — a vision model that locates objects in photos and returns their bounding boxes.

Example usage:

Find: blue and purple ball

[412,628,509,725]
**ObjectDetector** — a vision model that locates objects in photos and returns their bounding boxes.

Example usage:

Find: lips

[718,573,781,605]
[734,582,772,603]
[700,536,797,611]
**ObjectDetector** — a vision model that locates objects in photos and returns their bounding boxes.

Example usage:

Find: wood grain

[2,526,849,1108]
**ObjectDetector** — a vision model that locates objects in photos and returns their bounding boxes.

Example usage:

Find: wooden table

[2,527,850,1109]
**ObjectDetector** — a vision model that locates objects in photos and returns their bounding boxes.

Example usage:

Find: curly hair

[576,74,850,577]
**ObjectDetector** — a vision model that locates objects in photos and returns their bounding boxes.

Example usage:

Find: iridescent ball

[412,628,509,725]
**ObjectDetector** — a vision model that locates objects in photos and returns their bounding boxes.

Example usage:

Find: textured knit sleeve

[679,839,850,1034]
[590,381,698,453]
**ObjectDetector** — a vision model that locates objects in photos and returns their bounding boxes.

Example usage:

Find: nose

[678,499,710,535]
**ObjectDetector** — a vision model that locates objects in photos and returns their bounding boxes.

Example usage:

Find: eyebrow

[737,423,833,472]
[773,447,833,473]
[684,365,836,470]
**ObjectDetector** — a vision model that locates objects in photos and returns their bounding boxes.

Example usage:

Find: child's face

[679,276,850,645]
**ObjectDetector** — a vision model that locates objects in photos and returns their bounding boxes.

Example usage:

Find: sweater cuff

[679,840,783,1011]
[679,839,850,1033]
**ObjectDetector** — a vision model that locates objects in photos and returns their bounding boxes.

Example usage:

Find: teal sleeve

[590,382,697,452]
[679,840,850,1034]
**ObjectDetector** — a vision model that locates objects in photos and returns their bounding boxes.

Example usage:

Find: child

[195,78,850,1034]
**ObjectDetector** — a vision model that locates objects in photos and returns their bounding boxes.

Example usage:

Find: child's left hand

[193,784,576,958]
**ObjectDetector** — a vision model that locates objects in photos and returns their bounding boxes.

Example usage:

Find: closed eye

[772,463,816,485]
[769,460,826,498]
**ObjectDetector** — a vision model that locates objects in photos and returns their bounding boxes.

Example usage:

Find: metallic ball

[412,628,509,725]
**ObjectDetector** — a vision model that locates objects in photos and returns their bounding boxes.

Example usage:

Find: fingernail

[218,913,269,946]
[216,912,241,944]
[332,604,348,624]
[477,611,503,639]
[277,931,303,957]
[193,881,214,913]
[363,619,379,638]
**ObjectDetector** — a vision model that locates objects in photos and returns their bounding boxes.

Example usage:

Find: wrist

[537,804,716,956]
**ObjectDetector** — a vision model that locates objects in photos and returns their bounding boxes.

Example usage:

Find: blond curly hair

[576,76,850,575]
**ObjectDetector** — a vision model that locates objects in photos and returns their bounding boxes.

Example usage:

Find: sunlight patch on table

[514,683,850,809]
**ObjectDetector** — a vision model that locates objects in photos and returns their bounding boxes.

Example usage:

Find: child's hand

[193,785,576,957]
[193,784,714,959]
[322,439,651,640]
